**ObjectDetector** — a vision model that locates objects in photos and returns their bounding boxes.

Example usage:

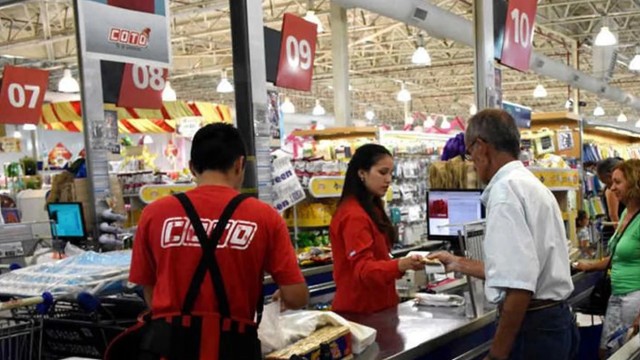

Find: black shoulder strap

[174,192,250,317]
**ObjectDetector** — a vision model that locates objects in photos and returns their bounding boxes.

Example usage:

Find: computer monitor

[426,189,486,242]
[47,202,87,242]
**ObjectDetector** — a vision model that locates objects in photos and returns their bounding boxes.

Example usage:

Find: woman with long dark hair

[330,144,424,314]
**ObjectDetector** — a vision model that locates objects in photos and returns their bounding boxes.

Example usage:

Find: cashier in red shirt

[330,144,424,314]
[130,123,309,329]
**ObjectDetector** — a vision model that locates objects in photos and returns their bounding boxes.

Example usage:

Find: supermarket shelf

[291,127,377,139]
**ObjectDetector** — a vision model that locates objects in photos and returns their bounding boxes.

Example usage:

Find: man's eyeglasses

[464,137,482,161]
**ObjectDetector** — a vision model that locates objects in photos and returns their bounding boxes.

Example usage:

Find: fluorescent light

[303,10,324,33]
[12,130,22,139]
[396,83,411,102]
[23,124,37,131]
[469,104,477,115]
[312,99,326,116]
[533,83,548,98]
[629,54,640,71]
[365,109,375,121]
[162,81,177,101]
[411,46,431,66]
[281,97,296,114]
[58,69,79,93]
[617,111,628,122]
[595,26,617,46]
[440,116,451,129]
[594,104,605,116]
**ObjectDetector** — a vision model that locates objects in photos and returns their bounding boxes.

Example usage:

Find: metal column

[73,0,109,238]
[331,3,351,126]
[572,40,580,115]
[473,0,496,111]
[229,0,271,201]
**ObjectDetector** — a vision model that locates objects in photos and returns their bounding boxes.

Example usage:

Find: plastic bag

[258,307,376,355]
[258,301,287,354]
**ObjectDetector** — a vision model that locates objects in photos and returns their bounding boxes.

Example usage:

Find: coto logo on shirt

[160,217,258,250]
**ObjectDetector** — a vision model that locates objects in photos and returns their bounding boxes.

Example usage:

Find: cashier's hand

[427,251,460,273]
[398,255,425,272]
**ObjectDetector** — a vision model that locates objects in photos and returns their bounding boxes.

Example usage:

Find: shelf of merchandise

[290,126,378,140]
[530,112,581,160]
[529,167,580,246]
[379,130,452,247]
[583,124,640,160]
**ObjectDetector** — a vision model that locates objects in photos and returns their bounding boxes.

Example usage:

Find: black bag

[587,210,640,315]
[105,192,262,360]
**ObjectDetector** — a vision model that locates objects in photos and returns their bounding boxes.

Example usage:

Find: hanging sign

[177,117,203,138]
[0,137,21,153]
[0,65,49,125]
[556,129,575,151]
[272,156,306,212]
[308,176,344,198]
[76,0,171,67]
[117,64,168,109]
[502,101,532,129]
[500,0,538,72]
[275,13,318,91]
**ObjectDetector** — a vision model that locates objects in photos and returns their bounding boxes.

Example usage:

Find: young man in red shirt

[129,123,308,357]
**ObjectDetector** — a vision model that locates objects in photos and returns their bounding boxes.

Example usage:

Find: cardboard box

[266,325,353,360]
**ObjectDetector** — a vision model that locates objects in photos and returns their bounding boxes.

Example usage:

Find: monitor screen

[427,190,485,241]
[47,202,86,240]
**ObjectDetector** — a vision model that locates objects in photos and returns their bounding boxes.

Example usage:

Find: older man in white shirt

[429,109,578,360]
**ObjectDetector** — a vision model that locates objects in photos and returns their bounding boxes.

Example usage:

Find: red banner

[500,0,538,72]
[117,63,168,109]
[107,0,154,13]
[275,13,318,91]
[0,65,49,125]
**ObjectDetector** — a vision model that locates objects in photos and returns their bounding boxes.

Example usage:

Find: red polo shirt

[130,185,304,323]
[330,197,402,314]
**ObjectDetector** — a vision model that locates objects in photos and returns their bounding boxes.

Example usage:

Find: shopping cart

[0,315,43,360]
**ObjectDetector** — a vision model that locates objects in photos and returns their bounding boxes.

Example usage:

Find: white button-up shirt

[481,161,574,303]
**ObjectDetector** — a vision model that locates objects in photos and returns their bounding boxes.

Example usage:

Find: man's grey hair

[466,109,521,159]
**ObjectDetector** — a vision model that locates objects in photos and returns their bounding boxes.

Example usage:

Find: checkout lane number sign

[117,63,168,109]
[0,65,49,125]
[276,13,318,92]
[500,0,538,72]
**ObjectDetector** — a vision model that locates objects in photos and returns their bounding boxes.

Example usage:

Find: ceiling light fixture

[469,104,477,115]
[595,19,617,46]
[312,99,326,116]
[440,116,451,129]
[617,111,628,122]
[396,83,412,102]
[424,115,435,128]
[162,81,177,101]
[365,109,375,121]
[593,104,605,116]
[636,119,640,128]
[58,68,80,93]
[23,124,37,131]
[411,34,432,66]
[533,83,548,98]
[143,135,154,145]
[281,97,296,114]
[216,70,234,93]
[629,46,640,71]
[12,130,22,139]
[303,12,324,33]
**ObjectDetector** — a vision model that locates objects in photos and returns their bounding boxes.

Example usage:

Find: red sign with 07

[0,65,50,125]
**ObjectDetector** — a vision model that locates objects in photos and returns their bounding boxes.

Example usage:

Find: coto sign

[500,0,538,72]
[108,27,150,48]
[275,13,318,92]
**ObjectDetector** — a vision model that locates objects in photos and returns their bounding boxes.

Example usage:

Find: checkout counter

[265,263,601,360]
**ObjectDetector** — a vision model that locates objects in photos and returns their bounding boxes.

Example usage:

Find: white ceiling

[0,0,640,129]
